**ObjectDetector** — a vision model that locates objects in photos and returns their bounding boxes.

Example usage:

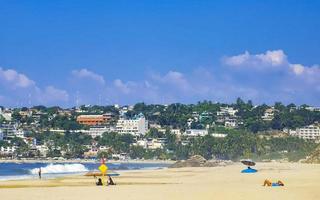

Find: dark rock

[169,155,231,168]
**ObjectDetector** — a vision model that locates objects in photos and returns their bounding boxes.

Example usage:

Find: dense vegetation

[1,99,319,161]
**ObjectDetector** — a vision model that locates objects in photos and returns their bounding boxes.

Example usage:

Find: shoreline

[0,158,175,164]
[0,160,174,182]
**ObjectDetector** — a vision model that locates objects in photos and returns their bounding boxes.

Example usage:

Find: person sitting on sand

[96,178,103,186]
[107,176,115,185]
[277,180,284,186]
[263,179,272,186]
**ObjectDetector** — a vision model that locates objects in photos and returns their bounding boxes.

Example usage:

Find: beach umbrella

[240,159,256,166]
[85,171,120,177]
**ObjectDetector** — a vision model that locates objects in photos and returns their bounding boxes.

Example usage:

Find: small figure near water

[38,168,42,179]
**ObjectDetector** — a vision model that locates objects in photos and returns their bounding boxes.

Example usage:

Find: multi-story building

[0,123,17,139]
[0,130,3,140]
[288,124,320,141]
[184,129,208,137]
[77,113,113,126]
[116,113,148,135]
[0,146,16,156]
[216,107,239,126]
[217,106,238,117]
[82,126,115,138]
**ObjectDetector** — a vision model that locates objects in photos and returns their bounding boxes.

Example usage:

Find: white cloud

[72,68,105,84]
[43,86,69,102]
[0,67,69,106]
[290,64,320,85]
[223,51,251,66]
[221,49,320,105]
[223,49,320,83]
[113,79,132,94]
[151,71,190,91]
[290,64,305,75]
[3,49,318,106]
[0,67,35,88]
[223,50,288,69]
[256,50,287,66]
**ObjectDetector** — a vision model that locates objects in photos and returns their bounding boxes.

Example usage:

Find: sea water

[0,162,170,181]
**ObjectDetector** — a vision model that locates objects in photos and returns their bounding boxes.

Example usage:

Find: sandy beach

[1,162,320,200]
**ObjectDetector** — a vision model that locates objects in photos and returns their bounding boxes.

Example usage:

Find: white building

[216,107,239,126]
[171,129,181,135]
[0,130,3,140]
[83,126,115,138]
[0,146,16,155]
[0,123,18,139]
[184,129,208,137]
[147,138,165,149]
[217,107,238,117]
[35,145,49,157]
[135,139,148,148]
[15,130,25,138]
[211,133,227,138]
[70,126,115,138]
[224,118,238,128]
[116,113,148,135]
[1,110,12,121]
[111,153,128,160]
[262,108,275,121]
[288,124,320,141]
[134,138,166,149]
[305,106,320,112]
[158,128,181,135]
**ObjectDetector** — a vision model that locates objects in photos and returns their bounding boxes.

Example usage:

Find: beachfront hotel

[116,113,148,136]
[288,124,320,141]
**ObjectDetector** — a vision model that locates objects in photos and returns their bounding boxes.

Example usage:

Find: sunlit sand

[1,162,320,200]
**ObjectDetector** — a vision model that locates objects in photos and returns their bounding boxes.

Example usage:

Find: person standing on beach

[38,168,42,179]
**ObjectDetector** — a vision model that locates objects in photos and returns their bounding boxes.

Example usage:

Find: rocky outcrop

[169,155,232,168]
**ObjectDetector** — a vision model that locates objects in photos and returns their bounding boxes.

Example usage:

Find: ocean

[0,162,170,181]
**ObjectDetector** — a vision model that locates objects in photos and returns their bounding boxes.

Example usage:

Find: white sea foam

[0,175,34,181]
[29,164,89,175]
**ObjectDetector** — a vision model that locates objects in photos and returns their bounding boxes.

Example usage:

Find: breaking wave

[29,164,89,175]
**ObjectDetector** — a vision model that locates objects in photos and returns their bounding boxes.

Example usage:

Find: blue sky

[0,0,320,107]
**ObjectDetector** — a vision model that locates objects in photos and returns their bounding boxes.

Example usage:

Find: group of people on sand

[95,176,116,186]
[263,179,284,187]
